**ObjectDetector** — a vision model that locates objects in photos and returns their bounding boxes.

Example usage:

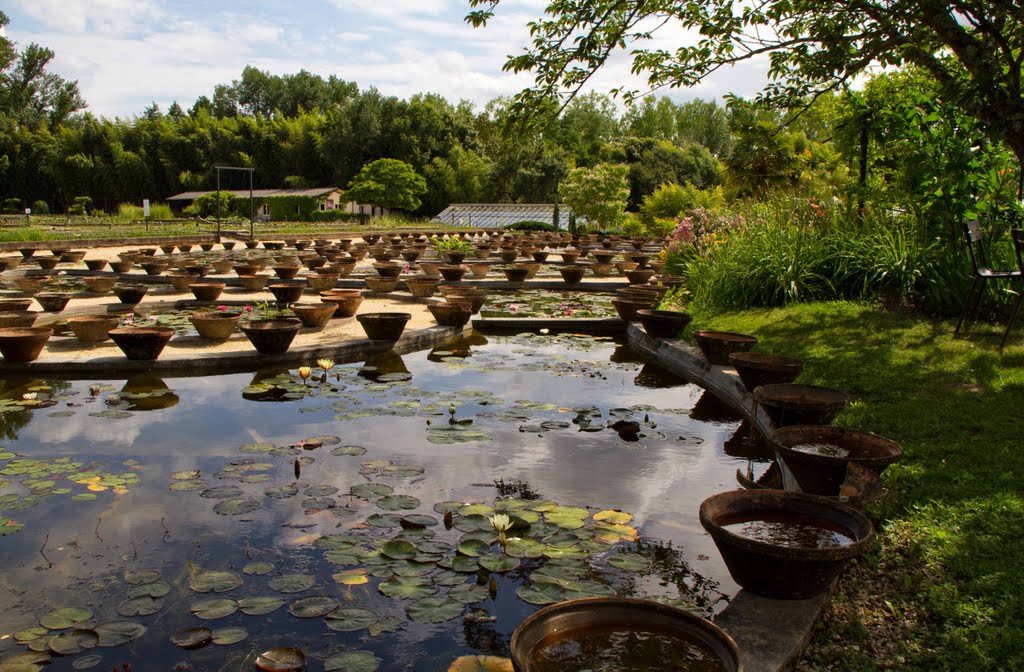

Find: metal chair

[1000,229,1024,349]
[953,220,1023,338]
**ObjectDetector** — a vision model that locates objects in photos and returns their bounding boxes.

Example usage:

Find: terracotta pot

[289,302,338,328]
[263,241,284,251]
[210,258,235,274]
[118,251,141,262]
[273,265,300,280]
[141,261,168,276]
[267,282,306,306]
[35,257,60,270]
[635,309,692,338]
[499,249,519,263]
[304,256,328,270]
[699,489,873,599]
[221,241,236,250]
[373,263,404,278]
[184,264,208,278]
[110,260,135,273]
[439,287,488,313]
[67,315,119,343]
[728,352,804,391]
[109,327,175,361]
[624,268,656,285]
[510,597,741,672]
[177,243,193,253]
[592,251,615,263]
[356,312,411,341]
[364,276,399,293]
[304,272,339,292]
[753,384,851,428]
[531,251,550,263]
[0,257,21,271]
[468,263,491,279]
[0,298,32,312]
[692,330,757,365]
[237,274,270,292]
[35,292,72,312]
[419,262,442,278]
[18,248,35,258]
[0,327,52,362]
[737,460,882,509]
[439,265,467,282]
[611,297,655,321]
[329,258,357,278]
[442,250,468,265]
[560,250,581,264]
[234,263,259,276]
[187,282,224,302]
[559,264,587,285]
[14,277,47,294]
[189,310,243,340]
[200,243,215,252]
[0,312,38,328]
[319,291,363,317]
[503,267,530,282]
[590,262,616,277]
[771,425,904,479]
[239,319,302,355]
[404,276,441,298]
[164,273,197,292]
[82,276,117,294]
[427,302,472,327]
[244,240,260,249]
[84,259,108,271]
[160,244,177,254]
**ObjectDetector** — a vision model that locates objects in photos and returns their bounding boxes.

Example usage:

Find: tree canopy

[344,158,428,213]
[466,0,1024,163]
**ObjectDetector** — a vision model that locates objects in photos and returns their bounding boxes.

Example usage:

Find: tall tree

[466,0,1024,164]
[345,158,427,213]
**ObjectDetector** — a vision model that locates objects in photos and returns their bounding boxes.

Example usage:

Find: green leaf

[325,607,379,632]
[189,571,242,593]
[190,598,239,620]
[212,627,248,645]
[447,583,489,604]
[378,576,437,599]
[406,596,463,623]
[238,596,285,616]
[478,554,520,573]
[268,573,315,593]
[516,583,565,605]
[324,651,381,672]
[40,607,93,629]
[288,596,339,618]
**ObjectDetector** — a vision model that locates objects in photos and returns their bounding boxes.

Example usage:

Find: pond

[0,331,754,671]
[478,290,616,319]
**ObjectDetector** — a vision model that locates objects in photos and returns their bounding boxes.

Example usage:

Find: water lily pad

[516,583,565,605]
[366,513,403,528]
[564,580,616,600]
[128,580,170,598]
[93,620,146,647]
[325,607,379,632]
[332,568,369,585]
[40,606,93,629]
[172,626,212,649]
[116,596,163,617]
[243,561,275,575]
[400,514,438,529]
[478,555,520,573]
[381,540,417,560]
[503,537,544,558]
[238,596,285,615]
[255,646,306,672]
[289,596,339,618]
[607,553,650,571]
[48,628,98,655]
[593,522,639,543]
[351,483,393,498]
[0,651,51,669]
[189,571,242,593]
[125,570,161,585]
[324,651,381,672]
[72,654,104,669]
[433,501,463,514]
[331,445,367,456]
[456,539,490,557]
[447,584,489,604]
[168,479,205,492]
[200,485,243,499]
[212,627,248,645]
[458,503,495,517]
[265,484,298,499]
[377,495,420,511]
[447,656,513,672]
[367,616,403,637]
[453,514,492,533]
[406,596,463,623]
[305,484,339,497]
[14,627,48,643]
[426,427,492,444]
[190,598,238,620]
[170,470,201,480]
[268,573,315,593]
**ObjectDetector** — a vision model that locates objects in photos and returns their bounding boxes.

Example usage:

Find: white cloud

[9,0,163,34]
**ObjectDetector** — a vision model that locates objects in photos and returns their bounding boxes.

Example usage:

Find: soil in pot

[0,326,52,362]
[108,327,175,361]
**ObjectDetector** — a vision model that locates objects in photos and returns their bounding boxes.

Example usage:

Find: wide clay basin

[289,302,337,329]
[699,489,873,599]
[754,383,850,427]
[239,319,302,355]
[189,311,243,340]
[736,460,882,508]
[635,309,692,339]
[692,330,757,365]
[356,312,411,341]
[427,302,473,328]
[67,315,120,343]
[770,424,903,494]
[0,327,52,362]
[109,327,175,361]
[728,352,804,391]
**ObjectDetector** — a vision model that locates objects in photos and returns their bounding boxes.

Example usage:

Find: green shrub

[30,200,49,215]
[306,210,360,223]
[506,220,556,232]
[68,196,91,216]
[3,198,22,214]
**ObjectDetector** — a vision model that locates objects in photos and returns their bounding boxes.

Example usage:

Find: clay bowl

[0,326,53,362]
[305,272,339,293]
[635,309,692,338]
[14,277,47,294]
[611,297,655,322]
[159,244,176,255]
[84,259,108,271]
[356,312,411,341]
[439,265,467,282]
[771,425,904,481]
[329,258,357,278]
[239,319,302,355]
[210,258,235,274]
[503,267,530,282]
[267,282,306,306]
[35,292,72,312]
[753,384,851,427]
[82,276,118,294]
[108,327,175,361]
[289,302,338,329]
[509,597,741,672]
[624,268,656,285]
[373,263,404,278]
[0,299,32,312]
[0,312,38,328]
[189,282,226,303]
[177,243,193,253]
[468,263,491,279]
[319,291,363,318]
[692,330,758,365]
[728,352,804,391]
[438,287,488,313]
[404,276,441,298]
[364,276,399,293]
[67,315,120,343]
[35,256,60,270]
[736,461,882,508]
[140,261,169,276]
[699,489,873,599]
[110,260,135,273]
[531,251,550,263]
[189,310,244,341]
[559,265,587,284]
[273,265,301,280]
[427,302,473,328]
[221,241,236,251]
[237,274,270,292]
[200,243,215,252]
[165,273,198,292]
[234,263,259,276]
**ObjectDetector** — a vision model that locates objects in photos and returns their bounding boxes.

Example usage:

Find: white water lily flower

[21,393,37,401]
[489,513,512,533]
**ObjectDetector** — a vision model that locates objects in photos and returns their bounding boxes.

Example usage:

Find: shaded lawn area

[690,301,1024,671]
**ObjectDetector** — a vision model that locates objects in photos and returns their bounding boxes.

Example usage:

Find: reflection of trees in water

[462,611,510,657]
[633,362,687,389]
[614,538,729,616]
[0,377,73,441]
[493,478,543,501]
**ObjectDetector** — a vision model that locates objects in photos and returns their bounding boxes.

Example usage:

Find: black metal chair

[954,220,1023,339]
[1000,229,1024,349]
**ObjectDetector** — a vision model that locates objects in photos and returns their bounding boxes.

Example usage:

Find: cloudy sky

[5,0,769,119]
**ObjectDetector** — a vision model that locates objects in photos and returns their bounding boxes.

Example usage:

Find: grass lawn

[688,301,1024,671]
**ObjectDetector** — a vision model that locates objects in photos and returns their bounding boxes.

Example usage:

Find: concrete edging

[626,322,828,672]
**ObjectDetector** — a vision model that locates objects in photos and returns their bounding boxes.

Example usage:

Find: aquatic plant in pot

[433,236,473,264]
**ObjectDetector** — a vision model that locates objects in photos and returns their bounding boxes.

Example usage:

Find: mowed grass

[688,301,1024,671]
